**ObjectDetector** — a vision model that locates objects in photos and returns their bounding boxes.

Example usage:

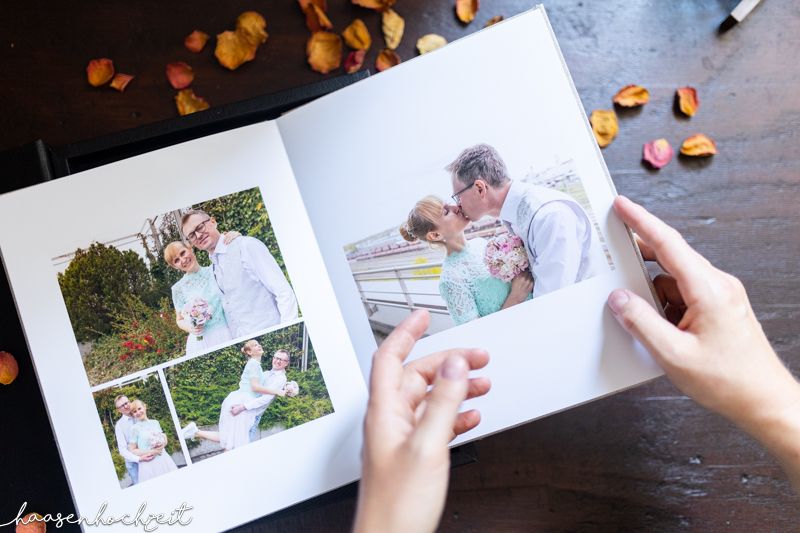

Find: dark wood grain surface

[1,0,799,531]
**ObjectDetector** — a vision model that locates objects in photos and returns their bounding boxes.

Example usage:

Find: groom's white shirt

[210,236,298,337]
[115,415,140,464]
[499,180,604,298]
[242,369,287,412]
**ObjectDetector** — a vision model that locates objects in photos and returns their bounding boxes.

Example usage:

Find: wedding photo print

[53,186,299,387]
[165,322,333,462]
[92,371,187,489]
[344,143,614,338]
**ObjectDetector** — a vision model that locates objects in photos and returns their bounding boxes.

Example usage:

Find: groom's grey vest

[509,182,600,285]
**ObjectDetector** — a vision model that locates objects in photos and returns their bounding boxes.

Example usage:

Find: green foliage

[165,323,332,437]
[94,373,182,481]
[58,243,153,342]
[84,296,186,386]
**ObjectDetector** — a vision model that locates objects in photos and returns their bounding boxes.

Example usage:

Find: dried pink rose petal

[166,62,194,89]
[344,49,366,73]
[642,138,674,169]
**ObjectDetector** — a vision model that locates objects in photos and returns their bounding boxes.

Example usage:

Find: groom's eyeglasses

[273,357,289,363]
[451,182,474,205]
[186,218,211,242]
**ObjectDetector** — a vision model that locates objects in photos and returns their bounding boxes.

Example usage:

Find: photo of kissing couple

[347,144,613,335]
[55,187,299,387]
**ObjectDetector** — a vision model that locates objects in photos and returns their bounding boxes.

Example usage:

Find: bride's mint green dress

[171,265,232,355]
[439,238,512,325]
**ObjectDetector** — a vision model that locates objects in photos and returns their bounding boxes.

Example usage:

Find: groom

[230,350,291,442]
[447,143,604,298]
[181,210,298,337]
[114,394,157,486]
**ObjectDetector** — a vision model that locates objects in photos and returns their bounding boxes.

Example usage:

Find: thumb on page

[607,289,685,364]
[415,355,470,449]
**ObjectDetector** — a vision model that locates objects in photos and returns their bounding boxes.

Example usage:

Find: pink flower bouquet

[283,381,300,397]
[186,298,212,341]
[483,234,529,282]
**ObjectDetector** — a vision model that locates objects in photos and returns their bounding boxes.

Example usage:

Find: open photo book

[0,6,662,532]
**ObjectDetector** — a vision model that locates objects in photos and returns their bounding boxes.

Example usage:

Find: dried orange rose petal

[382,9,404,50]
[0,351,19,385]
[304,3,333,32]
[613,84,649,107]
[299,0,327,11]
[676,86,699,116]
[455,0,479,23]
[680,134,717,156]
[352,0,395,10]
[343,19,371,50]
[215,31,257,70]
[16,512,45,533]
[345,49,366,73]
[642,139,674,169]
[376,48,400,72]
[307,31,342,74]
[185,30,209,53]
[166,62,194,89]
[175,89,210,116]
[589,110,618,148]
[86,58,114,87]
[110,73,134,92]
[416,34,447,54]
[485,15,503,26]
[237,11,269,47]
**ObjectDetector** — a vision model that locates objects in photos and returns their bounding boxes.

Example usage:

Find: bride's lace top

[439,238,511,325]
[171,265,227,333]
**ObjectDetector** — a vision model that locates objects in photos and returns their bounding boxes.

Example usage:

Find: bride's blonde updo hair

[399,195,444,245]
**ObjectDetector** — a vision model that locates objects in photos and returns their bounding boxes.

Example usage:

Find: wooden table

[2,0,798,530]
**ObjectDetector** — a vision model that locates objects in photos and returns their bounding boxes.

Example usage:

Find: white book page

[278,7,663,443]
[0,121,365,531]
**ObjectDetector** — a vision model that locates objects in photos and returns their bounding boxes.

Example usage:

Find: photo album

[0,7,662,531]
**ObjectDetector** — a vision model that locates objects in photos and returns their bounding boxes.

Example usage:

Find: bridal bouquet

[148,432,167,449]
[483,233,529,282]
[186,298,212,341]
[284,381,300,397]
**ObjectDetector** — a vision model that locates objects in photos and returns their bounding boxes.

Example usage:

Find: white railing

[352,261,451,315]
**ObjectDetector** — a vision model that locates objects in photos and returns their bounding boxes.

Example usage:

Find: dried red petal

[676,87,699,116]
[344,50,366,73]
[175,89,210,116]
[185,30,210,53]
[15,512,45,533]
[299,0,327,11]
[86,58,115,87]
[304,3,333,32]
[455,0,479,23]
[680,134,717,156]
[110,73,134,92]
[0,351,19,385]
[166,62,194,90]
[376,48,400,71]
[613,84,650,107]
[642,139,674,169]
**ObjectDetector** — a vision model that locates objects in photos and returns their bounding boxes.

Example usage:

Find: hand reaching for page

[607,196,800,489]
[353,310,491,533]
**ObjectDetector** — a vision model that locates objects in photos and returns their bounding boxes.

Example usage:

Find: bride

[128,399,178,482]
[165,239,235,355]
[400,195,533,325]
[181,339,287,451]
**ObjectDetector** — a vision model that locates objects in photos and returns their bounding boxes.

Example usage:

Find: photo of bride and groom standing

[347,144,612,333]
[55,187,299,387]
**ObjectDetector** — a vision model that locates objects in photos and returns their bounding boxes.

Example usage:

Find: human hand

[509,271,534,302]
[607,196,800,487]
[190,324,203,335]
[140,453,156,462]
[222,230,241,244]
[353,310,491,533]
[230,404,245,416]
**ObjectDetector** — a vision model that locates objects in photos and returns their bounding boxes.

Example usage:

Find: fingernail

[607,289,630,315]
[441,355,468,380]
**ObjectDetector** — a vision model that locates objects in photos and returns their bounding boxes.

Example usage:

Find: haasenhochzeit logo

[2,501,193,532]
